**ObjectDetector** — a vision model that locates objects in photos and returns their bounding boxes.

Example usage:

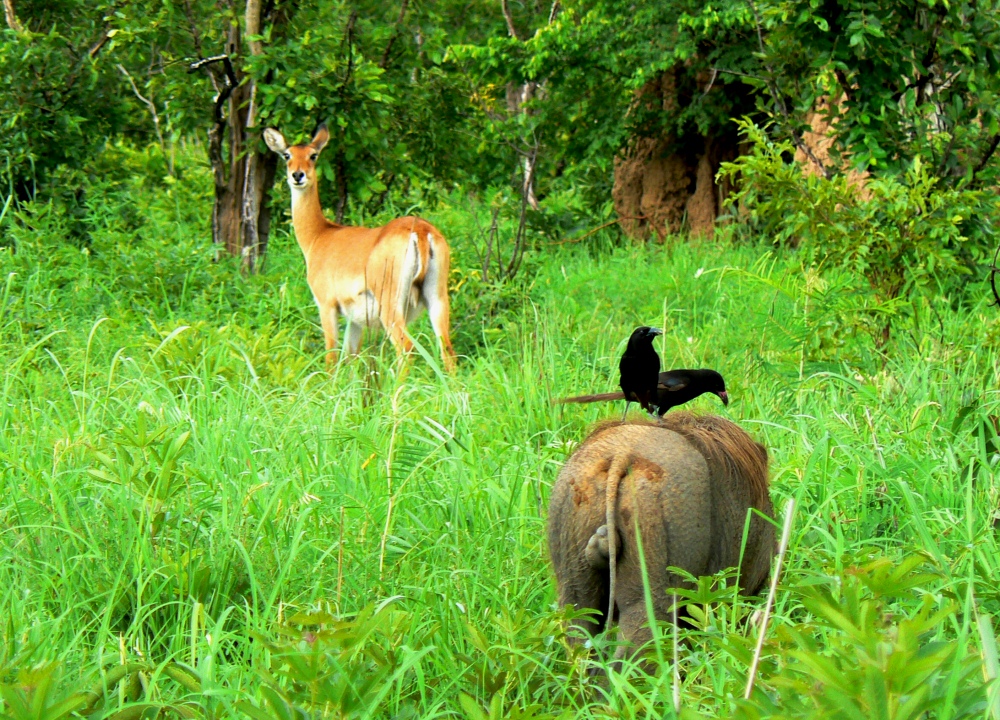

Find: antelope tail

[553,391,626,405]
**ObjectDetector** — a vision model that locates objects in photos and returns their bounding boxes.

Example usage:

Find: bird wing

[658,373,689,392]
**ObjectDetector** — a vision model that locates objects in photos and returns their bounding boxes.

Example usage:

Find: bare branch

[747,0,766,55]
[340,10,358,84]
[188,55,237,125]
[117,64,167,155]
[3,0,23,33]
[188,54,237,82]
[379,0,409,69]
[973,132,1000,180]
[547,0,560,23]
[500,0,520,40]
[746,0,830,179]
[181,0,204,57]
[700,67,718,97]
[713,66,761,82]
[88,28,113,58]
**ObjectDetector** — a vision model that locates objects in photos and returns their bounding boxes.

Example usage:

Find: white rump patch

[398,232,423,320]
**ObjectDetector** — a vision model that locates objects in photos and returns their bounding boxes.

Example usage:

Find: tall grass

[1,146,998,718]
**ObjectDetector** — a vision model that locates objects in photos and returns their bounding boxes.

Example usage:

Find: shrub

[719,122,998,347]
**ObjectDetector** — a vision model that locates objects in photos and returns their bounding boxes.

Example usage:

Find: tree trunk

[3,0,23,32]
[236,0,272,273]
[201,0,283,272]
[500,0,555,213]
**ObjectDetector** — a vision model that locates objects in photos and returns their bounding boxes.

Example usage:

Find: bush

[0,24,129,204]
[719,122,998,347]
[731,554,988,720]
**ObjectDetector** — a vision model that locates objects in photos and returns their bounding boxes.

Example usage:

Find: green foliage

[719,121,998,345]
[147,321,313,389]
[125,0,506,211]
[732,555,987,719]
[3,149,1000,718]
[451,0,1000,224]
[450,0,759,205]
[0,659,208,720]
[87,413,195,523]
[753,0,1000,183]
[0,9,130,202]
[238,603,432,720]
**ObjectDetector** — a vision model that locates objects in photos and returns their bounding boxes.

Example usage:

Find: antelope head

[264,124,330,192]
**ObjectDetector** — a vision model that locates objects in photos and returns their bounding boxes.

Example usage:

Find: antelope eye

[282,152,290,160]
[309,154,317,161]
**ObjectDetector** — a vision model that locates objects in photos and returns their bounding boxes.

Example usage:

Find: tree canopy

[2,0,998,268]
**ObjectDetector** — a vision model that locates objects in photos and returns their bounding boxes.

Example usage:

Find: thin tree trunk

[239,0,264,272]
[193,0,284,271]
[500,0,555,212]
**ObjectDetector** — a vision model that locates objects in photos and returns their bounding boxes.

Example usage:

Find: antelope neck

[290,183,336,258]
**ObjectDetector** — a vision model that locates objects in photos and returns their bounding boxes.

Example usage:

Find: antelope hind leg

[421,241,457,372]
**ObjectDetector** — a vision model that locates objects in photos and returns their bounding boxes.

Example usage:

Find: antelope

[263,124,457,372]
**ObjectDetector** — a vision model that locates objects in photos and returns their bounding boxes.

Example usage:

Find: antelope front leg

[319,303,339,368]
[345,321,364,356]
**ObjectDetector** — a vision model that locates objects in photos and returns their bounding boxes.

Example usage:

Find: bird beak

[649,328,664,336]
[717,391,729,406]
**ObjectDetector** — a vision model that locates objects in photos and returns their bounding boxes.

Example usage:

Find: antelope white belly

[340,291,381,328]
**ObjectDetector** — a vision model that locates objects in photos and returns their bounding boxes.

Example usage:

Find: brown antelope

[263,124,457,372]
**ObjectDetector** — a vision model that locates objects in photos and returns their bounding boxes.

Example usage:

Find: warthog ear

[310,123,330,154]
[263,128,288,154]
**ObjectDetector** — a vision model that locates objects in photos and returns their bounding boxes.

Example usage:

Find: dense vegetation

[2,0,1000,717]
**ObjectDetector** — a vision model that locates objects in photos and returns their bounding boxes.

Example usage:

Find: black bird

[555,367,730,416]
[652,368,728,416]
[618,326,663,419]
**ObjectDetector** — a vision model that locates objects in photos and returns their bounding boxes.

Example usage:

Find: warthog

[547,413,774,659]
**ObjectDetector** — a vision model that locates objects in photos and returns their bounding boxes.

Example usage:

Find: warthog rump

[547,413,774,658]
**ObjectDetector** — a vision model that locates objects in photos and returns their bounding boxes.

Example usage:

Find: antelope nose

[292,171,305,184]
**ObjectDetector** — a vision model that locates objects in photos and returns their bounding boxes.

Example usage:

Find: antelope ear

[263,128,288,154]
[311,123,330,153]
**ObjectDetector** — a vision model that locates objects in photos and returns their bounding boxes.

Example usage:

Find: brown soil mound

[611,72,743,241]
[613,84,869,240]
[793,95,871,199]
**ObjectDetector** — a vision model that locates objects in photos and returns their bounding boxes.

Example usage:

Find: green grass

[1,151,999,719]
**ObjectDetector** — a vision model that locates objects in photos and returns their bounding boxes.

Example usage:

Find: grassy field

[1,155,999,719]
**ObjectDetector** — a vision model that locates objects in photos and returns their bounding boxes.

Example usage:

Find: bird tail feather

[552,392,625,405]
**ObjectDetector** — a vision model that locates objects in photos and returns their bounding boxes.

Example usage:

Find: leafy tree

[120,0,508,269]
[0,0,130,205]
[454,0,1000,207]
[450,0,761,207]
[751,0,1000,185]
